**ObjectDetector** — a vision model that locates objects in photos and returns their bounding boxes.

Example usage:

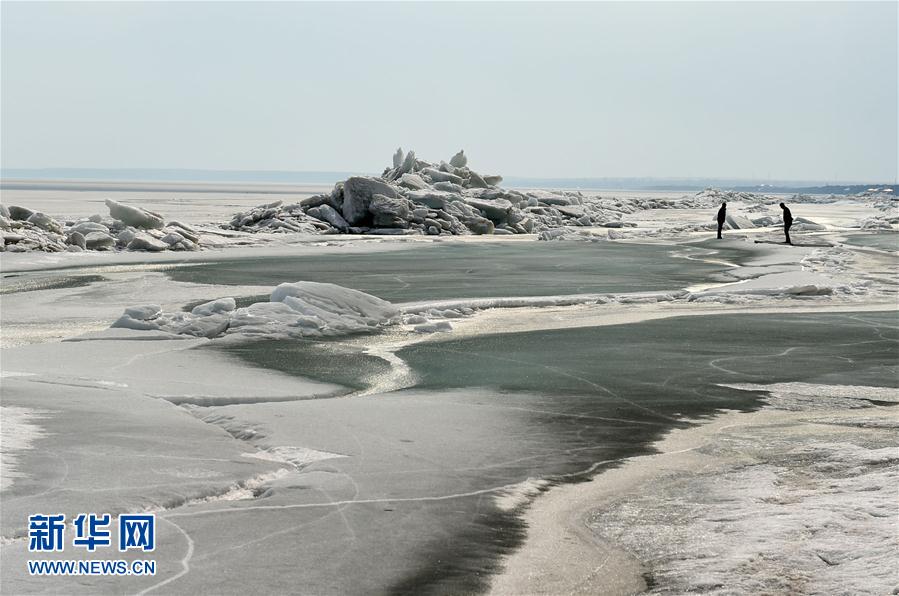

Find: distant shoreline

[1,177,890,197]
[0,179,329,195]
[2,169,894,195]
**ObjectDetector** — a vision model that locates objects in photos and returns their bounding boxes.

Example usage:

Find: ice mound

[230,281,401,337]
[111,281,401,340]
[1,200,201,253]
[225,148,631,237]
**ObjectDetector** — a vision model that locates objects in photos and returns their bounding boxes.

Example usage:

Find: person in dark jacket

[780,202,793,244]
[716,202,727,239]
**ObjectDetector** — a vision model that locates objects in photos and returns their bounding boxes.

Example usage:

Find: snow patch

[723,382,899,410]
[183,469,293,504]
[494,478,551,512]
[243,446,346,469]
[590,437,898,596]
[413,321,454,333]
[0,406,50,490]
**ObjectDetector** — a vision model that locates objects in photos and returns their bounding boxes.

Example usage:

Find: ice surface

[0,378,284,540]
[1,335,344,406]
[161,241,740,301]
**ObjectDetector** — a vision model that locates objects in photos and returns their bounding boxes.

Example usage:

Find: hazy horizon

[2,2,897,181]
[2,166,894,185]
[2,166,892,193]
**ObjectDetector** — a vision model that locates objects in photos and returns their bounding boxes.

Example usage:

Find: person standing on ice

[716,202,727,239]
[780,202,793,245]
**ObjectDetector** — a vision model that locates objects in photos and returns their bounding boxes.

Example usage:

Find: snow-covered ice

[587,389,899,596]
[0,406,49,491]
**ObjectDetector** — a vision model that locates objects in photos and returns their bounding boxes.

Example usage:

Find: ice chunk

[725,214,755,229]
[69,221,109,236]
[26,212,62,233]
[369,194,411,228]
[449,150,467,168]
[270,281,400,331]
[342,177,400,225]
[105,199,165,229]
[191,297,237,317]
[397,173,430,190]
[66,231,86,249]
[308,204,349,231]
[128,233,169,251]
[84,231,116,250]
[111,304,163,330]
[7,205,34,221]
[174,313,231,338]
[422,167,463,185]
[413,321,453,333]
[125,305,162,320]
[392,147,405,168]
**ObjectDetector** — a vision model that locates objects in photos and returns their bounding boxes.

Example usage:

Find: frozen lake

[187,311,896,594]
[164,240,746,303]
[1,229,896,595]
[843,231,898,252]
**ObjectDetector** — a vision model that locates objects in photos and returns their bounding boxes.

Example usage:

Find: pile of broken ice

[225,149,633,236]
[0,200,201,253]
[112,281,403,339]
[3,150,896,252]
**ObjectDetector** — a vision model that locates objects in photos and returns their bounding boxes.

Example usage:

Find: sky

[1,1,896,182]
